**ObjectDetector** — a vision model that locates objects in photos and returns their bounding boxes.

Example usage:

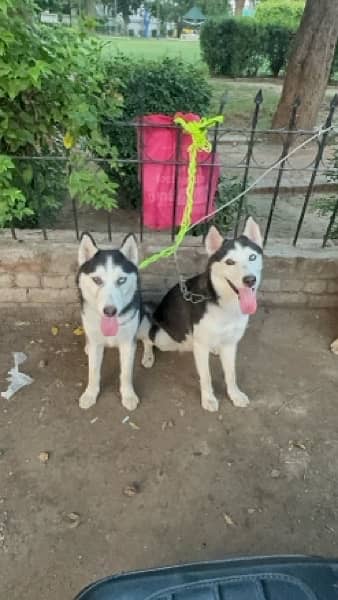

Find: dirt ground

[1,308,338,599]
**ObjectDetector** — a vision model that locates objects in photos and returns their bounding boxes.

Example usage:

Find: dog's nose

[103,305,117,317]
[242,275,256,288]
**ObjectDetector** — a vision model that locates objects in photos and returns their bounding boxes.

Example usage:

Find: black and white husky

[139,217,263,412]
[77,233,141,411]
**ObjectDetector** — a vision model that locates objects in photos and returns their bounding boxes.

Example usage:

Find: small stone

[248,508,256,515]
[123,483,140,497]
[271,469,280,479]
[64,512,81,528]
[38,451,49,463]
[38,359,48,369]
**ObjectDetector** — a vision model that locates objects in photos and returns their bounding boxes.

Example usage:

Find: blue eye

[249,254,257,262]
[117,276,127,286]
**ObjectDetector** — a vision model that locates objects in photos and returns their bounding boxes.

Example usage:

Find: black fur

[150,271,217,343]
[209,235,262,266]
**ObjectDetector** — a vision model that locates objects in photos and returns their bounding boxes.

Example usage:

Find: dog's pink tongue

[100,315,119,336]
[238,287,257,315]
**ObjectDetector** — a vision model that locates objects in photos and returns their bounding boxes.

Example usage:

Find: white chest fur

[193,302,249,351]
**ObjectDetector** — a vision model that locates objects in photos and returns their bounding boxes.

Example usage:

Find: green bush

[200,18,266,77]
[102,55,211,208]
[0,0,122,228]
[191,175,243,237]
[255,0,305,29]
[263,24,294,77]
[201,17,294,78]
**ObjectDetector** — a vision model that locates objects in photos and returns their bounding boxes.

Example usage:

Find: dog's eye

[92,276,103,286]
[249,254,257,262]
[225,258,235,266]
[117,276,127,286]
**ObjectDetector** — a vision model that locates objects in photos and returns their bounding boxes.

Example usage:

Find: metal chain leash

[174,251,211,304]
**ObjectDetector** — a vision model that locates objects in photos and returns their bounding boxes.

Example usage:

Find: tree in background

[272,0,338,129]
[234,0,245,16]
[255,0,304,29]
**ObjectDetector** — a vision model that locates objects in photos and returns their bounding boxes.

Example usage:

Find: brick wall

[0,231,338,320]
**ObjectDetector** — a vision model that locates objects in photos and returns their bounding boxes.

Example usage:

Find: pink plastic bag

[137,113,220,230]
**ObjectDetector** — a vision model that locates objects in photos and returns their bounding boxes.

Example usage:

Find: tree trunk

[82,0,96,17]
[234,0,245,16]
[272,0,338,130]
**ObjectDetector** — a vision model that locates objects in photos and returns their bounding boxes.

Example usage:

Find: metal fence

[5,90,338,248]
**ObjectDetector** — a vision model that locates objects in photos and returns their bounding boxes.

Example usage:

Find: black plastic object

[74,555,338,600]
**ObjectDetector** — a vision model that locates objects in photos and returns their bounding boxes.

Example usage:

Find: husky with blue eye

[77,233,141,411]
[139,218,263,412]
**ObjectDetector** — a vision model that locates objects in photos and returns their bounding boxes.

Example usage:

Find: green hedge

[200,17,294,78]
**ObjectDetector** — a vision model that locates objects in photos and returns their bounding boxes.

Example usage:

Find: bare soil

[1,308,338,599]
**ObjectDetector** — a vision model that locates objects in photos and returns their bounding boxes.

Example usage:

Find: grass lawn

[100,36,337,129]
[101,36,202,63]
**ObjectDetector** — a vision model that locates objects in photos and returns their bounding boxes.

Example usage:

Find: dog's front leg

[79,342,104,410]
[220,344,249,408]
[119,341,139,411]
[193,341,219,412]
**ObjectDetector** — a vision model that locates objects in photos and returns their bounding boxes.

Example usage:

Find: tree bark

[82,0,96,17]
[272,0,338,130]
[234,0,245,16]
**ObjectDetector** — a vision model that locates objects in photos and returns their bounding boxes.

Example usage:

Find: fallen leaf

[270,469,280,479]
[73,326,84,336]
[38,451,49,464]
[223,512,236,527]
[129,421,140,431]
[123,483,140,497]
[51,326,59,336]
[289,440,307,451]
[161,420,175,431]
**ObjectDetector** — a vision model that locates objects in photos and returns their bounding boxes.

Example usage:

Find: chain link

[174,252,211,304]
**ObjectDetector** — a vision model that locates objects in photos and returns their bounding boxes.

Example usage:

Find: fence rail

[3,90,338,248]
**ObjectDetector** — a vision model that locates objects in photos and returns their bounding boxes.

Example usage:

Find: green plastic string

[139,114,224,270]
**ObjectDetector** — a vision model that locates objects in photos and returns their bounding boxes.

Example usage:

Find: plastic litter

[1,353,34,400]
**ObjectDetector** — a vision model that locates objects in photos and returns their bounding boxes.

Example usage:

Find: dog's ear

[205,225,223,256]
[120,233,138,266]
[243,217,263,249]
[78,232,98,266]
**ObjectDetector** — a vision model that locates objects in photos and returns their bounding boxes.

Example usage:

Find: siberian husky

[139,217,263,412]
[77,232,141,411]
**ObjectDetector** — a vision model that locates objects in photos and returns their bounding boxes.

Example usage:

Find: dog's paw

[121,390,140,411]
[331,339,338,355]
[229,388,250,408]
[79,390,97,410]
[201,393,219,413]
[141,350,155,369]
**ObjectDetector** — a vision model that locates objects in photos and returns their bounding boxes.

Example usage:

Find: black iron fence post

[203,93,227,232]
[235,89,263,236]
[293,93,338,246]
[263,97,300,246]
[139,115,145,242]
[32,159,48,240]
